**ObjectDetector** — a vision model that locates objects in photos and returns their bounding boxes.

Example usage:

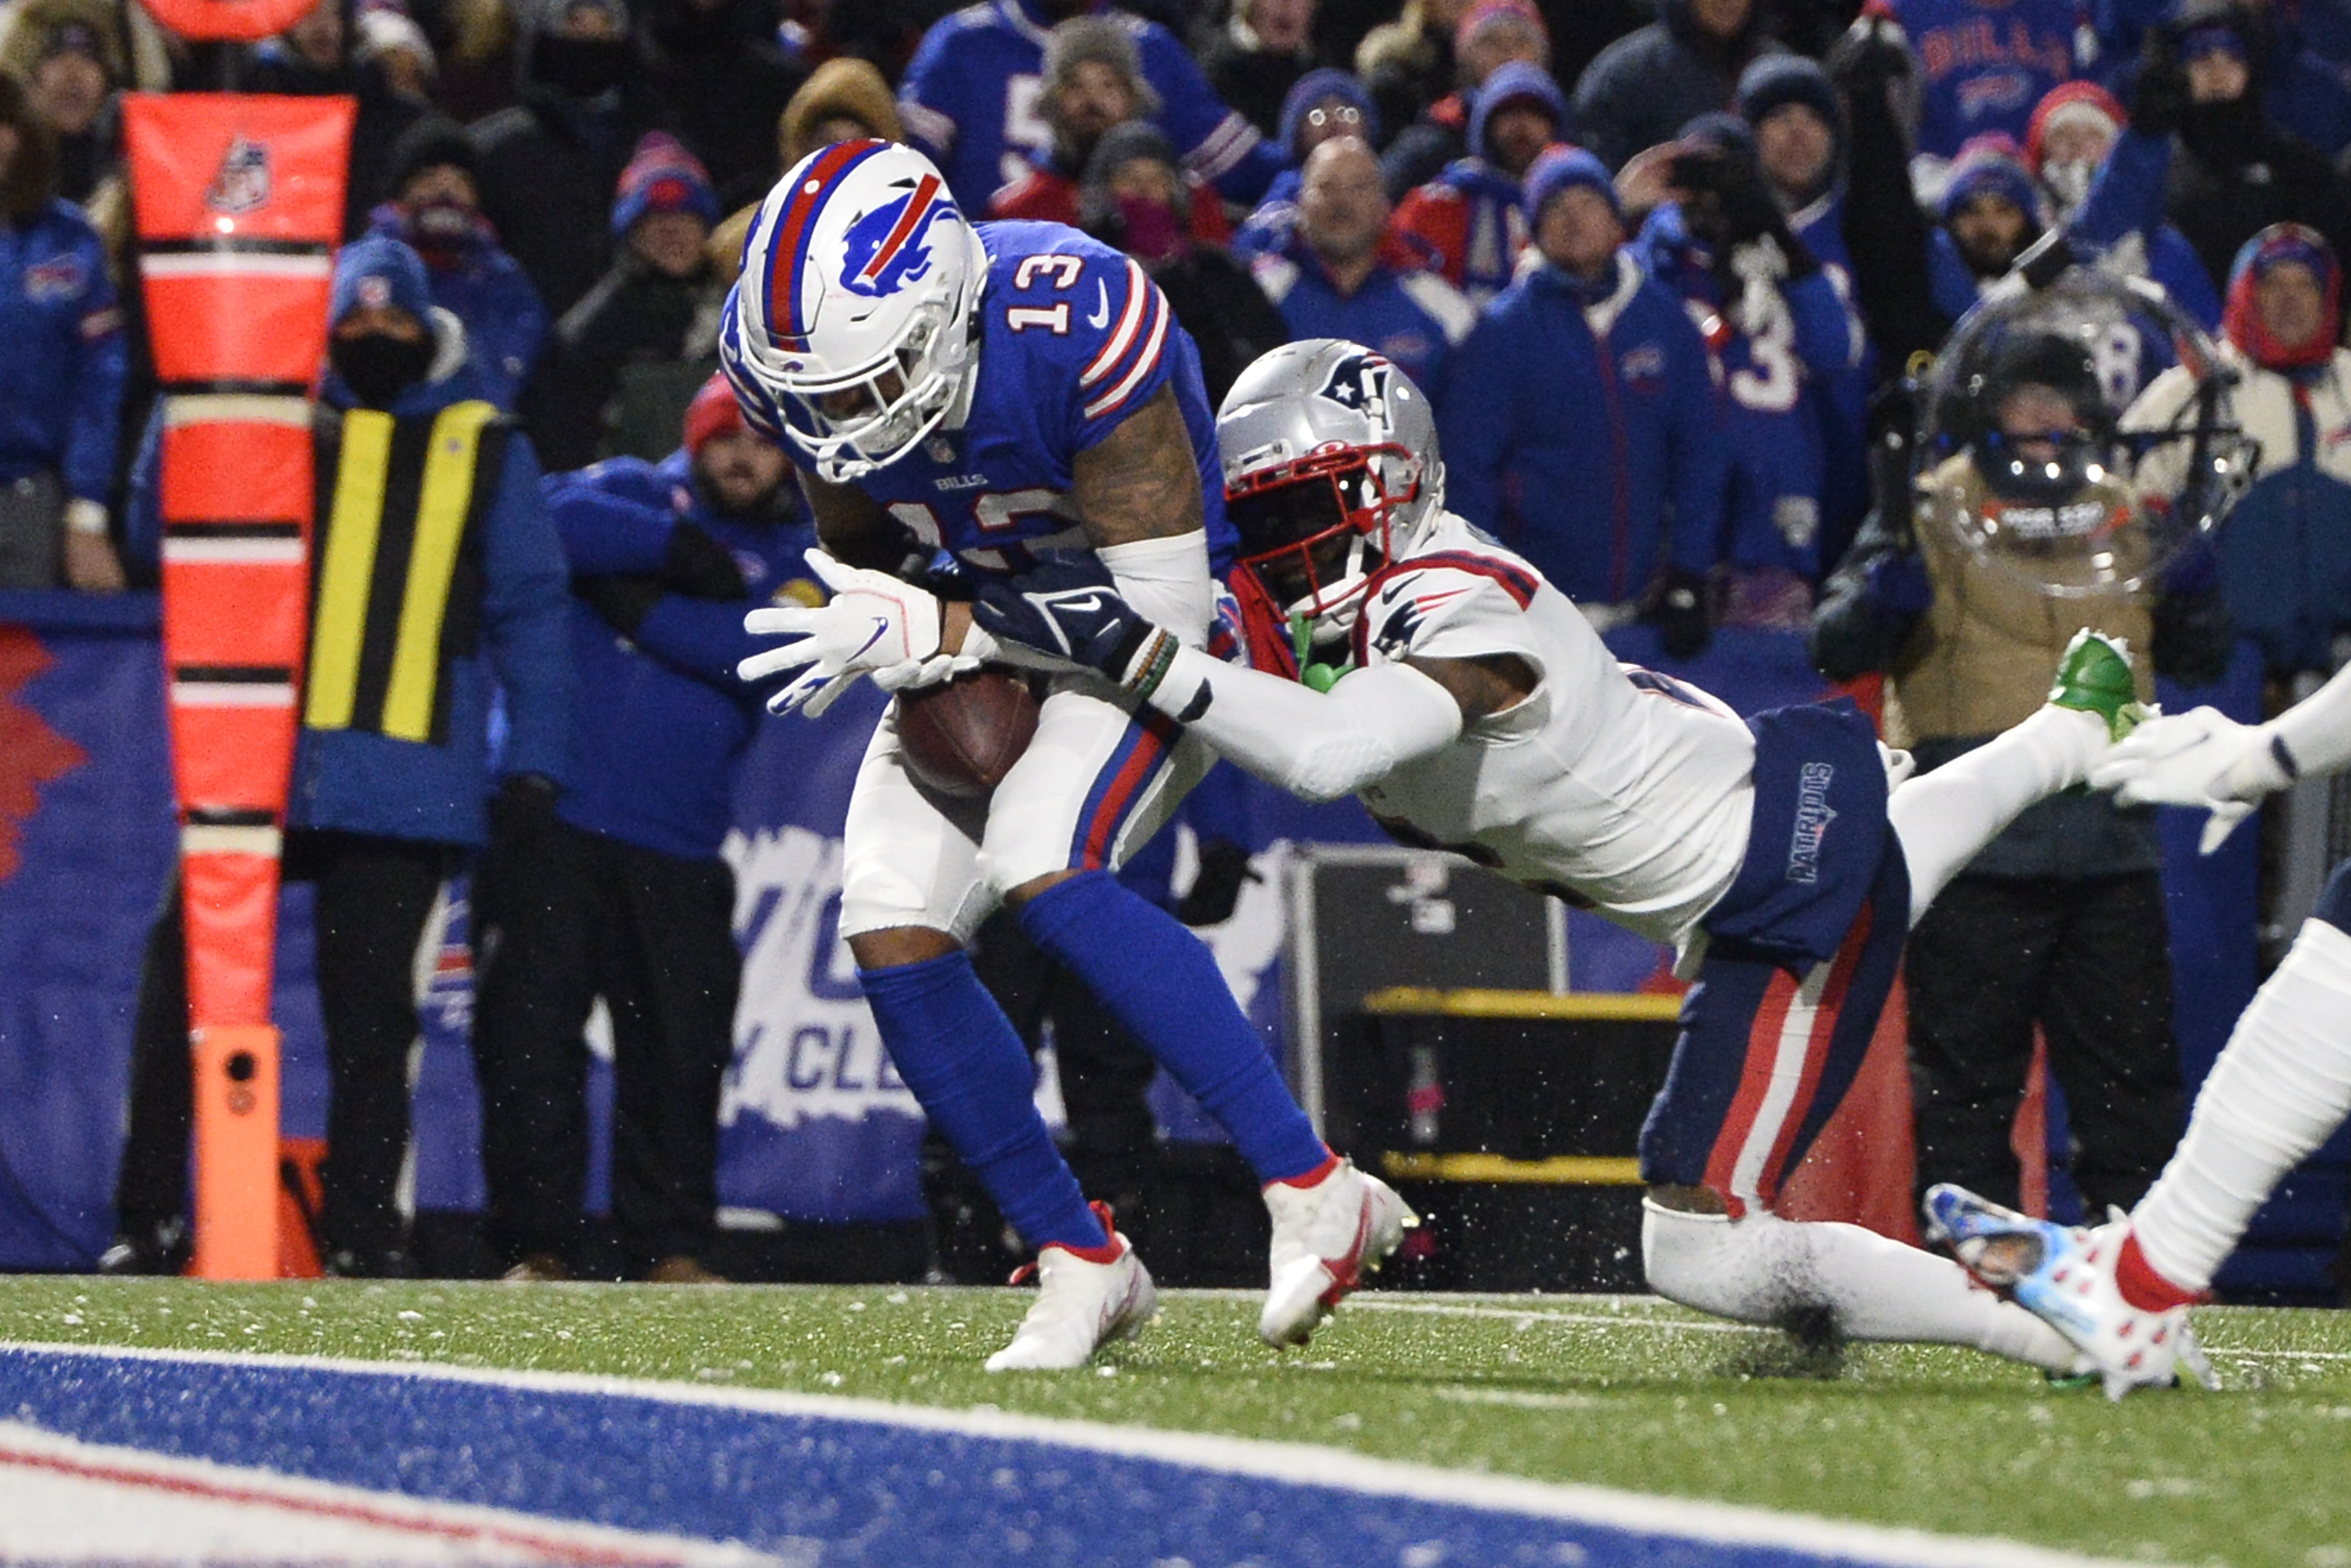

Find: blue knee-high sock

[858,951,1108,1252]
[1018,870,1328,1184]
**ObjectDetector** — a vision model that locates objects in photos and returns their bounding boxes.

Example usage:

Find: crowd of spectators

[7,0,2351,1269]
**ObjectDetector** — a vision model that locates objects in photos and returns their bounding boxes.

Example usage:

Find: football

[895,668,1043,799]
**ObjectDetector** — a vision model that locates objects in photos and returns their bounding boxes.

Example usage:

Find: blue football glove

[972,555,1181,698]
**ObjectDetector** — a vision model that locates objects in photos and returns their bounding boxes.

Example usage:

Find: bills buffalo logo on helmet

[203,136,272,216]
[1317,351,1396,422]
[839,175,950,301]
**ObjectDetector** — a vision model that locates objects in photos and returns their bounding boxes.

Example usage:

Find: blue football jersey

[845,222,1235,576]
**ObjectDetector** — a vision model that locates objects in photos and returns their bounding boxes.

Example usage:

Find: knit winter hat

[611,131,718,238]
[355,4,435,78]
[1940,135,2039,224]
[1523,144,1619,225]
[385,115,477,199]
[1735,54,1841,142]
[2224,221,2342,370]
[683,370,749,457]
[330,234,433,327]
[2024,81,2125,176]
[1454,0,1545,58]
[1279,67,1379,156]
[1468,59,1565,160]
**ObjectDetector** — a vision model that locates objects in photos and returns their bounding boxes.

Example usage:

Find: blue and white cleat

[1923,1184,2214,1401]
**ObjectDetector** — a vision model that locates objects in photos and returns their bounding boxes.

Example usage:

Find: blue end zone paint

[0,1346,2085,1568]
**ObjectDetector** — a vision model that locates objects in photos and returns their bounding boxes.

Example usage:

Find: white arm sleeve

[2268,662,2351,783]
[1143,646,1465,803]
[1099,532,1213,647]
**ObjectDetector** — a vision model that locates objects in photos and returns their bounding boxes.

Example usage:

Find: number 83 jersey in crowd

[860,222,1236,578]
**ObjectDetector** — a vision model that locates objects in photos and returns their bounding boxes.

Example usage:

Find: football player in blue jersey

[721,140,1410,1371]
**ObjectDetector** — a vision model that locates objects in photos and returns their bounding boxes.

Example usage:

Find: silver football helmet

[1215,339,1445,640]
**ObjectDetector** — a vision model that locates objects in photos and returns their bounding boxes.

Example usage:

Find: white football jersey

[1347,514,1758,947]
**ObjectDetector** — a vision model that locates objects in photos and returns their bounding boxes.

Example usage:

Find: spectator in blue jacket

[470,372,814,1283]
[1442,146,1727,648]
[897,0,1282,216]
[103,237,574,1278]
[1737,52,1874,580]
[363,116,547,412]
[0,70,123,591]
[1250,136,1472,399]
[1231,65,1377,261]
[1637,119,1862,605]
[2021,81,2222,329]
[1928,136,2043,324]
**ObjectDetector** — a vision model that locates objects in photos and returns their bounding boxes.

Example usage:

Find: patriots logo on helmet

[203,135,272,216]
[839,175,950,301]
[1318,353,1396,423]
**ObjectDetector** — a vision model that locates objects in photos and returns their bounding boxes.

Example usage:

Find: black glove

[1671,143,1818,278]
[663,520,747,599]
[575,573,664,635]
[2131,30,2191,139]
[1176,837,1258,926]
[476,772,560,948]
[1646,566,1713,660]
[972,555,1175,694]
[1825,15,1912,99]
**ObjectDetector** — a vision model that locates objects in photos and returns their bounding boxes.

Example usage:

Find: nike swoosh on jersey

[1086,279,1111,328]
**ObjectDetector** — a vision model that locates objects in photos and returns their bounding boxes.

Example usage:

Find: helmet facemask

[775,297,974,482]
[1227,442,1421,639]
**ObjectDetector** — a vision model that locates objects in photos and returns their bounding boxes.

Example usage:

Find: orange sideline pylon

[126,88,351,1278]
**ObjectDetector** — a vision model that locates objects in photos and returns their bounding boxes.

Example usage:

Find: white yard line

[0,1421,781,1564]
[0,1340,2163,1568]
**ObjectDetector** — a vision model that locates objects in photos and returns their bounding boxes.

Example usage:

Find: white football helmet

[721,139,989,481]
[1216,339,1445,640]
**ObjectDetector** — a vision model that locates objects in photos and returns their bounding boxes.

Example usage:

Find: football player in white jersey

[725,145,1409,1371]
[958,338,2153,1374]
[1927,673,2351,1398]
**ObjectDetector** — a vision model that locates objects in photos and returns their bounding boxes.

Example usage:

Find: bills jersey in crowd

[1888,0,2085,160]
[897,0,1282,215]
[726,208,1234,576]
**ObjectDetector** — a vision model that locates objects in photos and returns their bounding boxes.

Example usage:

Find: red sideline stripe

[0,1445,675,1566]
[1752,903,1873,1209]
[1077,711,1179,870]
[1701,967,1802,1219]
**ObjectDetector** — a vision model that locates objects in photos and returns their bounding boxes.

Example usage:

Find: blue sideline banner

[0,595,2273,1268]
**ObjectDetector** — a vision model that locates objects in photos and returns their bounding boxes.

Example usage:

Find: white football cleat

[985,1206,1158,1372]
[1260,1157,1416,1348]
[1923,1184,2215,1402]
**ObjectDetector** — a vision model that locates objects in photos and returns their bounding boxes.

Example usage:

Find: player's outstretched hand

[738,548,942,717]
[2087,706,2294,854]
[972,555,1181,698]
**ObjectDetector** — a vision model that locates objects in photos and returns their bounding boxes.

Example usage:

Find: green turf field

[2,1278,2345,1566]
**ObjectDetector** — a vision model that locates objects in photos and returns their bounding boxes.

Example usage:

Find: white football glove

[2086,706,2295,854]
[738,548,943,717]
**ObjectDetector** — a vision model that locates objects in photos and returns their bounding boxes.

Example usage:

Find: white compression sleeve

[2132,917,2351,1294]
[1886,704,2107,925]
[1641,1203,2080,1372]
[1144,647,1464,803]
[1098,533,1213,647]
[2267,662,2351,782]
